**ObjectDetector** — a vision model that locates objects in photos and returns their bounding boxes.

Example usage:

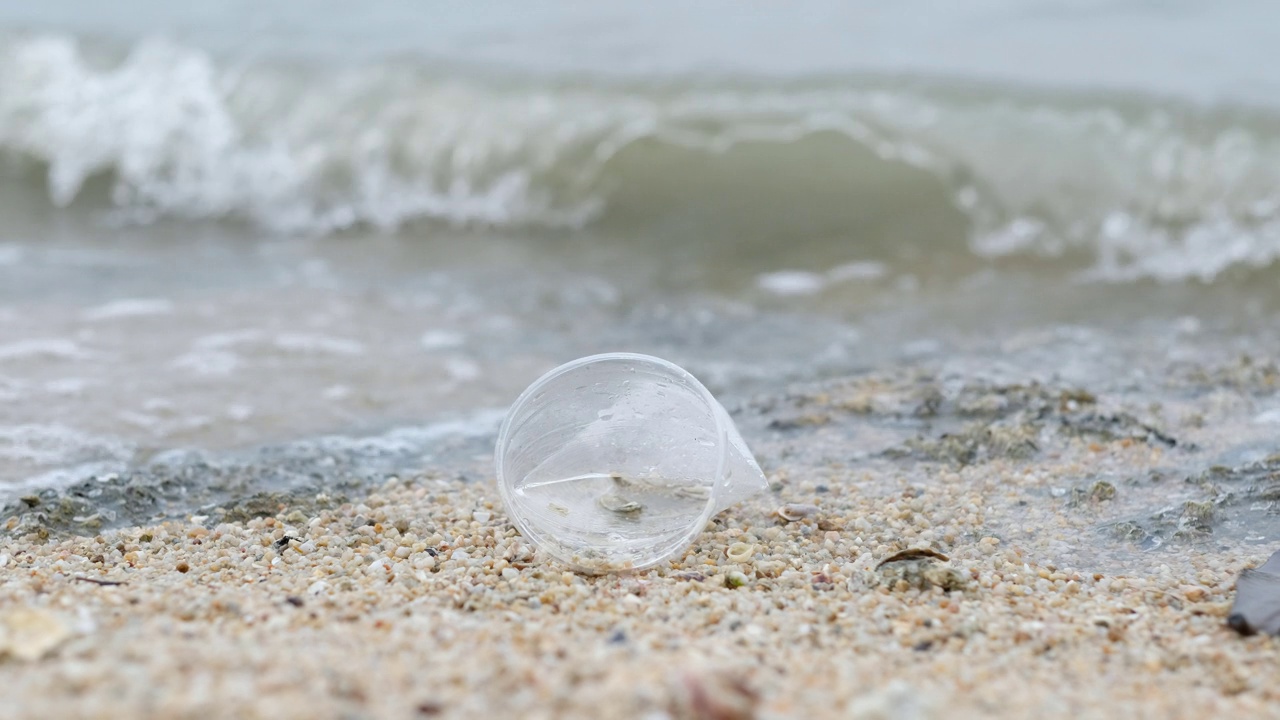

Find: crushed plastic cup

[495,353,768,573]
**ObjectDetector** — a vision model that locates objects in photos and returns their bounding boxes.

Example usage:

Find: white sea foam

[192,330,266,349]
[444,357,482,382]
[43,377,92,395]
[81,298,173,321]
[827,261,888,282]
[0,423,133,466]
[420,330,467,350]
[10,461,129,494]
[171,350,241,376]
[304,408,507,458]
[1255,408,1280,425]
[0,338,86,362]
[272,334,365,356]
[756,271,827,297]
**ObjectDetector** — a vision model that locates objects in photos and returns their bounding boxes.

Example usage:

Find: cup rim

[494,352,729,572]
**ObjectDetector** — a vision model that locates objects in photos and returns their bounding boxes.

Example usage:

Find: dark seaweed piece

[1227,550,1280,636]
[73,576,128,587]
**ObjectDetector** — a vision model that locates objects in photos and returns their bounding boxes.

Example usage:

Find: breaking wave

[3,33,1280,282]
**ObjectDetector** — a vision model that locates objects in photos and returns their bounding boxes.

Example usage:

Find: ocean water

[1,2,1279,558]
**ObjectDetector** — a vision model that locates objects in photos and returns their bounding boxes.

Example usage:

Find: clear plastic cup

[495,353,768,573]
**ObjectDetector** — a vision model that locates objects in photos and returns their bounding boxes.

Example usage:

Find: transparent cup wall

[496,353,764,573]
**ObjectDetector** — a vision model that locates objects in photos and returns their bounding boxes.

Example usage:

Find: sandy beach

[3,363,1279,720]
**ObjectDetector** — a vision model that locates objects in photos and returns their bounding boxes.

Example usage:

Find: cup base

[514,471,712,573]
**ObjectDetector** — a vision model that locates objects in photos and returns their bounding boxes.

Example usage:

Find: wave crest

[3,34,1280,281]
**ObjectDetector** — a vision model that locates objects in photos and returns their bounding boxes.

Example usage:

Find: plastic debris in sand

[495,353,768,574]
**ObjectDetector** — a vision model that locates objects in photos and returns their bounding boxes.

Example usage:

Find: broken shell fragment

[875,548,950,568]
[775,503,820,522]
[598,493,644,515]
[726,542,755,563]
[0,608,73,662]
[873,547,967,592]
[671,670,759,720]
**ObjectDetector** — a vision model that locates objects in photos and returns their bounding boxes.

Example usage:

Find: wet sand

[0,468,1272,719]
[3,357,1280,719]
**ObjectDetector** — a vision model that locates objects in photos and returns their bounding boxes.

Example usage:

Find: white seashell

[0,608,73,662]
